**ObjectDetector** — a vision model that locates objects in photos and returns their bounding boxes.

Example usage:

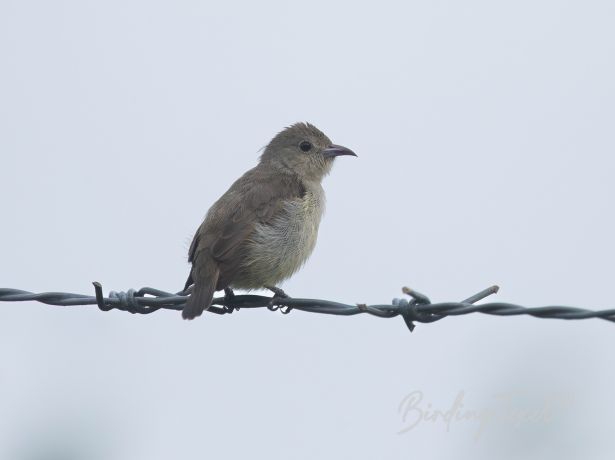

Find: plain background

[1,0,614,459]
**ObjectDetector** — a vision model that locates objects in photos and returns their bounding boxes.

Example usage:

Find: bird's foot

[265,286,293,314]
[224,287,238,312]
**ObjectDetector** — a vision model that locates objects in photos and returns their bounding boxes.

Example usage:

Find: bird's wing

[189,170,305,289]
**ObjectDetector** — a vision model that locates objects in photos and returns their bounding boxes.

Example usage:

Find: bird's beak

[322,144,357,158]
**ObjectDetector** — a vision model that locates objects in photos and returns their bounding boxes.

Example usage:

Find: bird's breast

[233,188,325,289]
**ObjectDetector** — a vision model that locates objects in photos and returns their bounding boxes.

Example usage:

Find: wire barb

[1,283,615,332]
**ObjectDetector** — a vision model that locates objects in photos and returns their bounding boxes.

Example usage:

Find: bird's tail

[182,262,219,320]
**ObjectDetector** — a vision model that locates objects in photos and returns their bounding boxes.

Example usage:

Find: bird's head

[259,122,356,181]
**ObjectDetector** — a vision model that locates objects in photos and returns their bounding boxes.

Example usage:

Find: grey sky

[1,0,614,459]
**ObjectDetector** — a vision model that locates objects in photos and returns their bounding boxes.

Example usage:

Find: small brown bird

[182,123,356,319]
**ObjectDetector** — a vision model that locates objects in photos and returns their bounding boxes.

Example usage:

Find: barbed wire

[1,282,614,332]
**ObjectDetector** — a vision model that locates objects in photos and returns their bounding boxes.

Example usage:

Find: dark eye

[299,141,312,152]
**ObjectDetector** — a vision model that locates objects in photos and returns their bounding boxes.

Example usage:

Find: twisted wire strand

[1,283,614,332]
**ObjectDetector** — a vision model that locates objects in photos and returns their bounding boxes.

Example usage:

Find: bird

[182,122,356,320]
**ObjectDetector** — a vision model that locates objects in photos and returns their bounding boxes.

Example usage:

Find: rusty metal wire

[1,283,614,332]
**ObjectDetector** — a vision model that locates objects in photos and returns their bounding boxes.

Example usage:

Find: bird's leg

[265,285,289,299]
[224,287,236,301]
[223,287,238,312]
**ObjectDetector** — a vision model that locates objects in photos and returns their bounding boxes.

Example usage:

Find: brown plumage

[183,123,356,320]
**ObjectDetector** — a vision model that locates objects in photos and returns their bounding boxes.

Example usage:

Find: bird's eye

[299,141,312,152]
